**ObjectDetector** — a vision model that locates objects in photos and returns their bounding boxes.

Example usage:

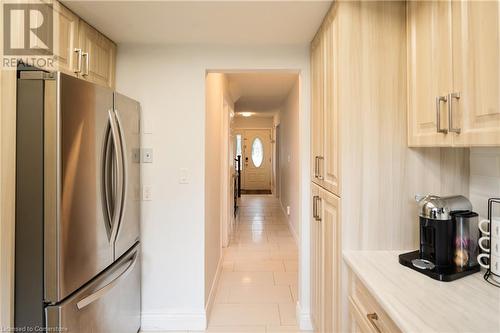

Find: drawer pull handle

[367,313,382,333]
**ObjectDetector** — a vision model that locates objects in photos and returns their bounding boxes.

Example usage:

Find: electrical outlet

[287,206,291,216]
[142,148,153,163]
[142,185,152,201]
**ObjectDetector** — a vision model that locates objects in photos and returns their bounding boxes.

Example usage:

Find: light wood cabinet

[407,1,453,146]
[52,2,80,76]
[408,0,500,146]
[78,20,116,88]
[348,272,401,333]
[311,183,341,333]
[311,12,340,196]
[451,0,500,146]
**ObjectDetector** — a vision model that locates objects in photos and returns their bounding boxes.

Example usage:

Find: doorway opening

[204,70,301,331]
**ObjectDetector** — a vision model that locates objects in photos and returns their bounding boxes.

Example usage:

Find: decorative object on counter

[479,198,500,288]
[399,195,480,281]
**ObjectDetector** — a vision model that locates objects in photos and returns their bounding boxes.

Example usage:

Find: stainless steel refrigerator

[15,70,141,332]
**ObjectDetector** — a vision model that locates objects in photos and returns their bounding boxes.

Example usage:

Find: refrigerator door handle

[76,249,138,310]
[112,109,127,243]
[108,110,125,244]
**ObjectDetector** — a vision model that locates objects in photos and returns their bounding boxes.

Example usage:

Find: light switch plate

[142,148,153,163]
[142,185,152,201]
[286,206,291,216]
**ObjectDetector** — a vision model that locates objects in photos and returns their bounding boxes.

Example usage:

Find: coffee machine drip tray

[399,251,480,282]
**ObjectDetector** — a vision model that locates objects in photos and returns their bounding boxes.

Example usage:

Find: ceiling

[227,72,298,112]
[62,1,331,45]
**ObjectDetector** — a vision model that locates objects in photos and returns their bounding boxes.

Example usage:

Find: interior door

[49,73,114,303]
[452,0,500,146]
[407,0,453,146]
[243,129,272,190]
[113,93,141,260]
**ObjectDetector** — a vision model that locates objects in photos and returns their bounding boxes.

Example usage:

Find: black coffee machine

[399,195,480,281]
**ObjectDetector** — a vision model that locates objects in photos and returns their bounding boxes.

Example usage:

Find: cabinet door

[320,187,341,333]
[452,1,500,146]
[310,183,322,332]
[407,1,453,146]
[311,34,325,184]
[322,17,340,195]
[53,3,79,76]
[79,21,116,88]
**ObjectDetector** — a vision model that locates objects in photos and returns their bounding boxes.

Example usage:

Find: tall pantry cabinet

[310,4,341,333]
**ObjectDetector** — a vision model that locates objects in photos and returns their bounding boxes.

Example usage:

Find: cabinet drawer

[350,275,401,333]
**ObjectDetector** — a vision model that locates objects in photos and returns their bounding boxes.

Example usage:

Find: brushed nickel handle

[435,95,448,133]
[448,92,461,133]
[313,196,321,221]
[314,156,319,178]
[367,313,382,333]
[313,195,317,218]
[74,48,82,74]
[82,52,90,77]
[317,156,324,180]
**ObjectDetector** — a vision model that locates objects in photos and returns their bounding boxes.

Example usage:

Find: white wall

[204,73,233,310]
[278,79,300,242]
[233,116,274,129]
[115,44,311,331]
[470,148,500,219]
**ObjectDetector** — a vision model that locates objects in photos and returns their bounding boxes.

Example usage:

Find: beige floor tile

[222,261,234,272]
[278,303,297,326]
[266,326,303,332]
[197,326,266,332]
[273,272,298,286]
[290,284,298,302]
[234,260,285,272]
[209,303,281,326]
[284,260,298,272]
[219,271,275,286]
[226,284,293,303]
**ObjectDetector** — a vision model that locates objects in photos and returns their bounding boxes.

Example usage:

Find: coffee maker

[399,195,480,281]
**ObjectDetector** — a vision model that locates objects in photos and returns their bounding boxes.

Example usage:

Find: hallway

[208,195,300,332]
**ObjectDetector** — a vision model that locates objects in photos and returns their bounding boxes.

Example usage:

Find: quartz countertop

[343,251,500,333]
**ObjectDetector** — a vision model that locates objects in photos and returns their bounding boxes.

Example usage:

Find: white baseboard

[205,254,223,319]
[280,200,299,246]
[296,302,314,331]
[140,311,207,332]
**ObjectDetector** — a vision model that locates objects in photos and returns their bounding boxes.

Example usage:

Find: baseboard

[280,200,299,246]
[140,311,207,331]
[296,302,314,331]
[205,254,223,319]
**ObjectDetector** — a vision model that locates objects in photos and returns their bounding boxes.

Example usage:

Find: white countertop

[343,251,500,333]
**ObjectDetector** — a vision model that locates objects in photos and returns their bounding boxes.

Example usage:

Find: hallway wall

[205,73,233,309]
[278,79,300,241]
[115,44,311,331]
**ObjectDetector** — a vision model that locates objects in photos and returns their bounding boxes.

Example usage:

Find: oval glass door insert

[251,138,264,167]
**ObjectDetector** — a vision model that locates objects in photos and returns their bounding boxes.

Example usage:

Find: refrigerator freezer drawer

[46,243,141,333]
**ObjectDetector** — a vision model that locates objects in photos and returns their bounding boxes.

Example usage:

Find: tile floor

[208,195,301,333]
[178,195,302,333]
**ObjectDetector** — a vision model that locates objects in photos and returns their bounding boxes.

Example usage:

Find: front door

[243,129,272,190]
